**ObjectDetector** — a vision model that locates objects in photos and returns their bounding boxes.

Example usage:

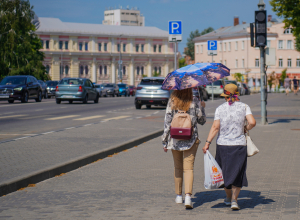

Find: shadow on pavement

[193,190,275,210]
[268,118,300,125]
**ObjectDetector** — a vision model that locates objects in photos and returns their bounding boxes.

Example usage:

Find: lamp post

[118,35,123,83]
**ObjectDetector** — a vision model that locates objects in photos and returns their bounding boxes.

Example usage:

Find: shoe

[185,195,193,209]
[224,197,231,206]
[231,200,240,210]
[175,195,183,204]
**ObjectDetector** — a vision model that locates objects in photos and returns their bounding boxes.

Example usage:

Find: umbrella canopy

[162,63,230,90]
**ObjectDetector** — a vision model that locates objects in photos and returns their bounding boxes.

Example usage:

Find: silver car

[206,80,224,98]
[94,84,103,97]
[135,77,171,109]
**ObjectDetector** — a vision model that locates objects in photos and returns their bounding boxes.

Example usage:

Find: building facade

[194,17,300,86]
[102,7,145,26]
[36,18,175,85]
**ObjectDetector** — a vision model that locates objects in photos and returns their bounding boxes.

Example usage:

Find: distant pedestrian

[293,76,299,95]
[162,88,206,209]
[284,76,291,95]
[202,84,256,210]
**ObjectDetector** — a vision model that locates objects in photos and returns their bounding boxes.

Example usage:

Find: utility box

[266,47,276,66]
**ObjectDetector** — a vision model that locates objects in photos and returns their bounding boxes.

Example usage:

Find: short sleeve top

[214,101,252,146]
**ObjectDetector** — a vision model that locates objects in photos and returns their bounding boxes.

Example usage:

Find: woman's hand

[201,101,206,108]
[163,147,168,153]
[202,142,210,153]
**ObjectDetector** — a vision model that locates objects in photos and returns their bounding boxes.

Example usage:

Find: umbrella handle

[197,87,203,102]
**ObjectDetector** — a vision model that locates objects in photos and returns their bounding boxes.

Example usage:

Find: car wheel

[69,100,73,104]
[146,105,151,109]
[48,95,51,99]
[56,99,61,104]
[83,95,88,104]
[21,92,28,103]
[94,94,99,103]
[35,91,42,102]
[135,104,141,109]
[44,92,48,99]
[8,100,14,103]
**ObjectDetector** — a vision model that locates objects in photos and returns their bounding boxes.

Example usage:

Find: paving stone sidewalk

[0,94,300,219]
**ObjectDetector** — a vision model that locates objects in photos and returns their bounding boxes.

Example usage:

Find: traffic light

[255,10,267,47]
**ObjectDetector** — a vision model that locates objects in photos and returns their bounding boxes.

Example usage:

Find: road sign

[169,21,182,34]
[207,40,217,50]
[207,51,217,56]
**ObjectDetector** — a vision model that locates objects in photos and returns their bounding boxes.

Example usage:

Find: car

[206,80,225,98]
[128,85,136,96]
[118,83,129,97]
[46,81,59,98]
[94,84,103,97]
[101,83,120,97]
[38,80,48,99]
[0,75,43,103]
[237,82,245,96]
[192,86,208,101]
[135,77,171,109]
[243,83,251,95]
[55,78,99,104]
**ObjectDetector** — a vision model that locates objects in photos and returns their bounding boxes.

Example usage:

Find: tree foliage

[234,72,243,82]
[178,58,187,68]
[0,0,48,81]
[185,27,214,61]
[270,0,300,51]
[280,68,287,82]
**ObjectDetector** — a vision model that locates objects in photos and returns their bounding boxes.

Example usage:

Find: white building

[102,7,145,26]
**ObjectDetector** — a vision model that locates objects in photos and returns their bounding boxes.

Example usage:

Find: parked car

[94,84,103,97]
[118,83,129,97]
[192,86,208,101]
[0,75,43,103]
[38,80,48,99]
[101,83,120,97]
[243,83,251,95]
[206,80,225,98]
[55,78,99,104]
[237,82,245,96]
[46,81,59,98]
[128,85,136,96]
[135,77,170,109]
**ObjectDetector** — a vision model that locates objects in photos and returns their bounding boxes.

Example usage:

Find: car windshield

[0,77,26,85]
[118,84,126,88]
[140,79,164,85]
[59,79,83,85]
[207,80,222,86]
[103,84,114,87]
[225,81,237,85]
[47,81,58,86]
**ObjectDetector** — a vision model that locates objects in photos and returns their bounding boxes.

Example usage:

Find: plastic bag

[204,150,224,189]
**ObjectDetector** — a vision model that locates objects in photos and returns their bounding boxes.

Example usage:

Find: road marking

[41,131,55,135]
[65,127,76,130]
[0,133,37,135]
[102,116,130,121]
[45,115,80,120]
[84,124,93,126]
[153,111,159,114]
[20,115,53,120]
[35,109,44,111]
[0,115,27,119]
[14,136,30,140]
[74,115,105,121]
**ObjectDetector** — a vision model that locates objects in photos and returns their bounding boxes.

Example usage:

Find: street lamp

[118,34,123,83]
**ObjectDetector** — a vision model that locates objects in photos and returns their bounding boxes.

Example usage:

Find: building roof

[36,17,168,38]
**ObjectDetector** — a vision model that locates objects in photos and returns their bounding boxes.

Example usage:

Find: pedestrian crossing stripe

[74,115,105,121]
[102,116,130,121]
[0,115,27,119]
[45,115,80,120]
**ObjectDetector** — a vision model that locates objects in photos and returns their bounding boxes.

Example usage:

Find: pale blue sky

[30,0,275,53]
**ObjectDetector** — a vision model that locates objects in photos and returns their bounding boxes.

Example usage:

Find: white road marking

[0,115,27,119]
[14,136,30,140]
[45,115,80,120]
[84,124,93,126]
[65,127,75,130]
[0,133,37,136]
[153,111,159,114]
[41,131,55,135]
[20,115,52,120]
[102,116,130,121]
[74,115,105,121]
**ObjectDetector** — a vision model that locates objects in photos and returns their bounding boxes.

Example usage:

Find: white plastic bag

[204,150,224,189]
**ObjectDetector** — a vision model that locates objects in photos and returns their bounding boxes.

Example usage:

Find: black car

[192,86,208,101]
[46,81,59,98]
[0,75,43,103]
[38,80,48,99]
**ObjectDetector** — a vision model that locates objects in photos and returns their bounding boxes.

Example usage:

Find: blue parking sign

[207,40,217,50]
[169,21,182,35]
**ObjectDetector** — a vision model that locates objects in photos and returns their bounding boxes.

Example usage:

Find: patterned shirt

[214,101,252,146]
[162,97,206,151]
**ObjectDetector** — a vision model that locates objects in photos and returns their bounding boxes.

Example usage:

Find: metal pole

[260,46,266,124]
[174,42,177,70]
[118,36,122,83]
[211,54,214,101]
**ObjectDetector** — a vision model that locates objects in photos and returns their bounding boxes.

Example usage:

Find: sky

[30,0,277,53]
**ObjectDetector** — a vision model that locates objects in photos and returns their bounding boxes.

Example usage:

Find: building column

[92,58,96,83]
[130,58,135,85]
[51,56,60,80]
[111,38,115,53]
[70,57,79,78]
[147,59,152,77]
[92,37,96,52]
[111,58,116,83]
[164,59,169,77]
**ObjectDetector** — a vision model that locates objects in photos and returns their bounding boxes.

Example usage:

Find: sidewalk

[0,93,300,219]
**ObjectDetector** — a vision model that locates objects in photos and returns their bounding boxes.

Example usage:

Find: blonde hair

[171,88,193,112]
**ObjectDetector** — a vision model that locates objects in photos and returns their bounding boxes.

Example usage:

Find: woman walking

[162,88,206,209]
[202,84,256,210]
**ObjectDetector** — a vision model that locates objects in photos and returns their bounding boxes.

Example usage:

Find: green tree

[280,68,287,83]
[0,0,48,81]
[178,58,187,68]
[270,0,300,51]
[268,71,276,91]
[200,27,214,36]
[153,71,160,77]
[234,72,243,82]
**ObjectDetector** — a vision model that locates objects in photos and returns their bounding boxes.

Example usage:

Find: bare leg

[224,187,232,199]
[232,186,241,201]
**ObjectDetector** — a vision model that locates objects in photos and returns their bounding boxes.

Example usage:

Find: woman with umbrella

[161,63,230,209]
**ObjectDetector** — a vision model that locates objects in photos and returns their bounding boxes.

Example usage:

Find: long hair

[171,88,193,112]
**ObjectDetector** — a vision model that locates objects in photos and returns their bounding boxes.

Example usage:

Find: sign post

[168,21,182,71]
[207,40,218,101]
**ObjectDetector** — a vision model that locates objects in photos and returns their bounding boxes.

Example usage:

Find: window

[242,59,245,68]
[85,66,88,75]
[288,59,292,67]
[46,40,49,49]
[255,59,259,67]
[267,40,271,48]
[98,43,102,51]
[224,43,226,51]
[104,65,107,75]
[158,45,161,53]
[80,66,84,74]
[141,66,144,75]
[287,40,292,49]
[99,66,102,75]
[117,44,120,52]
[228,42,231,51]
[242,41,244,50]
[196,45,199,54]
[123,43,126,52]
[65,41,68,50]
[85,42,88,51]
[219,42,222,52]
[297,59,300,67]
[153,45,157,53]
[141,44,144,52]
[136,44,139,52]
[235,41,238,50]
[65,66,69,75]
[104,43,107,51]
[46,65,50,74]
[137,66,140,75]
[235,59,238,68]
[41,40,44,48]
[79,43,83,51]
[279,59,283,67]
[59,41,63,50]
[200,45,203,53]
[284,28,293,34]
[278,40,283,49]
[154,67,158,73]
[123,66,126,75]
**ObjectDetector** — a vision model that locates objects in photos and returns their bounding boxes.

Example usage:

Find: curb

[0,129,163,197]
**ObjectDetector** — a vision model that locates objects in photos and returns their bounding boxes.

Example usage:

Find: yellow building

[36,18,175,85]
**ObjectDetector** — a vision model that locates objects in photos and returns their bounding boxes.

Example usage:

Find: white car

[237,82,245,96]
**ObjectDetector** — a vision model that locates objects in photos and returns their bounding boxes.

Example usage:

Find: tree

[178,58,187,68]
[270,0,300,51]
[0,0,49,81]
[234,72,243,82]
[268,71,276,91]
[185,27,214,61]
[280,68,287,83]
